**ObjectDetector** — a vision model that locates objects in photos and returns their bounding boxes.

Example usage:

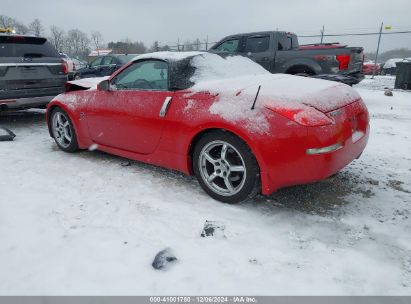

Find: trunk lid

[259,75,362,113]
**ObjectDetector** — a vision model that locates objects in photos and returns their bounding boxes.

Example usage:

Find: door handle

[159,96,173,117]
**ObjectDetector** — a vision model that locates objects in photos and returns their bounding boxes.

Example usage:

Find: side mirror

[98,79,110,91]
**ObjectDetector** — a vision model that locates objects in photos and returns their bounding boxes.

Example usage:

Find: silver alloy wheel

[52,112,72,148]
[198,140,247,196]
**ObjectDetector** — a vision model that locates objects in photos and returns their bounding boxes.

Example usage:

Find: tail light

[61,60,68,75]
[336,54,351,70]
[266,105,334,127]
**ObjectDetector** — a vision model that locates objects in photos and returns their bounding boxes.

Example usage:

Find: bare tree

[193,38,201,51]
[29,18,44,37]
[49,25,65,52]
[91,31,104,50]
[0,15,15,28]
[0,15,29,34]
[184,40,194,51]
[65,29,90,59]
[149,41,160,52]
[14,22,29,34]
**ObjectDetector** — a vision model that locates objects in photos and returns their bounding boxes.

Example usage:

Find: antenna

[251,85,261,110]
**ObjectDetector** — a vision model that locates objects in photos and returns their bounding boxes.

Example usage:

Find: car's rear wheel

[50,108,78,153]
[193,131,260,204]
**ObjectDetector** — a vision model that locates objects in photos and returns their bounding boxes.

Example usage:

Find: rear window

[0,36,59,58]
[278,34,298,50]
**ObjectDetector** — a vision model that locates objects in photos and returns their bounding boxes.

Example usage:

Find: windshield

[116,55,136,64]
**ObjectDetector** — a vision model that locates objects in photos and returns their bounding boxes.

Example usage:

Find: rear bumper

[261,126,369,195]
[0,86,65,110]
[0,95,58,109]
[259,100,370,195]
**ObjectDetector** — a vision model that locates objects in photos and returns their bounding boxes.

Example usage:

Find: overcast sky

[3,0,411,52]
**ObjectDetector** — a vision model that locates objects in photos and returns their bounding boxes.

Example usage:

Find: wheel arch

[283,58,322,75]
[285,64,316,75]
[46,102,79,139]
[186,127,265,177]
[47,104,62,137]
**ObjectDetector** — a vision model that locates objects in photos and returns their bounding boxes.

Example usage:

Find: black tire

[193,130,260,204]
[50,107,79,153]
[294,72,310,77]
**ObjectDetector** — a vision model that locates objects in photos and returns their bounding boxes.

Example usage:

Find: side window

[112,60,168,91]
[278,35,292,51]
[90,57,103,67]
[245,36,270,53]
[214,39,239,53]
[101,56,113,65]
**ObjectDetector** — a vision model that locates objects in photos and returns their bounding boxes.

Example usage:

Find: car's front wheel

[193,131,260,204]
[50,108,79,153]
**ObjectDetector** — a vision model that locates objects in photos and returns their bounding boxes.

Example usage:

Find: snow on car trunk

[187,53,361,131]
[189,53,360,111]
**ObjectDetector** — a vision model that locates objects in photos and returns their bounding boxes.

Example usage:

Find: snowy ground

[0,76,410,295]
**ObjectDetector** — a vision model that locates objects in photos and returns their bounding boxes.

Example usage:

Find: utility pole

[320,25,325,44]
[372,22,383,79]
[205,35,208,51]
[177,38,180,52]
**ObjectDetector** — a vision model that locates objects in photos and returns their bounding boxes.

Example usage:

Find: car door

[243,35,272,71]
[86,59,173,154]
[84,56,103,77]
[273,33,294,72]
[98,56,117,76]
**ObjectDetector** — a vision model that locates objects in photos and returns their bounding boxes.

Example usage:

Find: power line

[299,30,411,38]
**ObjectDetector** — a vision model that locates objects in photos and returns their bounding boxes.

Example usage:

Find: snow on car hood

[66,76,109,90]
[52,77,109,110]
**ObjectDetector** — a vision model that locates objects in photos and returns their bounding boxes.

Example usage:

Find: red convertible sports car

[47,52,369,203]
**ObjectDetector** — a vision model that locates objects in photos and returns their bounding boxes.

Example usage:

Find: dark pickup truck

[210,31,364,85]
